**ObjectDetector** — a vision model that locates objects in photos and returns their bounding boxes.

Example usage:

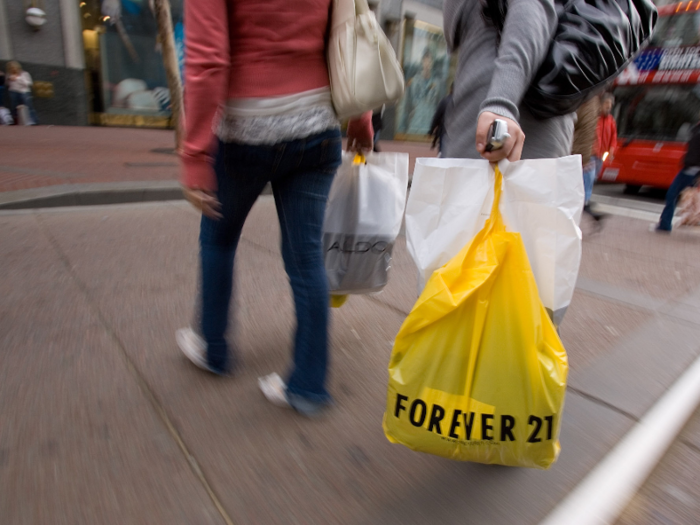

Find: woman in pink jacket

[177,0,372,416]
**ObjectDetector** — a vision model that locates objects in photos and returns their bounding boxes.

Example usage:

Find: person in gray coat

[442,0,575,162]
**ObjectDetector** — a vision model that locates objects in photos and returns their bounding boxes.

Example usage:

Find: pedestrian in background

[0,70,10,126]
[657,113,700,232]
[0,69,5,107]
[177,0,372,417]
[442,0,575,163]
[591,93,617,187]
[430,83,452,156]
[6,61,38,125]
[573,95,606,222]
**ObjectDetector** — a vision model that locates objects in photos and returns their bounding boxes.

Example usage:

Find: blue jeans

[9,91,39,124]
[198,129,342,403]
[658,168,699,231]
[583,156,603,204]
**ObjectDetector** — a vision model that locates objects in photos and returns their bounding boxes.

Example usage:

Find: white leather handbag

[327,0,405,120]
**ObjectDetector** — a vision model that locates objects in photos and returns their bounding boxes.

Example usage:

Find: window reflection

[615,85,700,142]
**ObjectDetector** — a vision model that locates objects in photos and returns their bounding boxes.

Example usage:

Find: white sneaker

[258,373,291,408]
[176,327,216,373]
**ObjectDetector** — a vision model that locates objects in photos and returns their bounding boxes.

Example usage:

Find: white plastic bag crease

[406,157,584,325]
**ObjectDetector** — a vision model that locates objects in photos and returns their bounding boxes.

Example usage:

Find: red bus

[602,1,700,193]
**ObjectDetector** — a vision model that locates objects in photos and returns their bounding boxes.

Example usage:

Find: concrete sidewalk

[2,198,700,524]
[0,126,435,209]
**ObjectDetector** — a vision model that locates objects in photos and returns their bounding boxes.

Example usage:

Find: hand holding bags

[383,165,569,469]
[324,152,409,296]
[327,0,405,119]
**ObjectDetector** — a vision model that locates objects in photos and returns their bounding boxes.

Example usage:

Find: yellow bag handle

[461,164,505,398]
[484,164,506,234]
[353,153,367,165]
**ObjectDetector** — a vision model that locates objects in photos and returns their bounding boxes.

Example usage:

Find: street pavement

[2,189,700,523]
[617,407,700,525]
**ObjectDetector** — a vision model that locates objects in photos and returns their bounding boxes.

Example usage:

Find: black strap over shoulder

[481,0,657,119]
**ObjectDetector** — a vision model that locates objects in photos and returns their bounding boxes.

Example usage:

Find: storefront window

[615,84,700,142]
[395,20,453,141]
[80,0,183,125]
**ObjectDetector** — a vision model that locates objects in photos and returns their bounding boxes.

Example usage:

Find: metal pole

[152,0,183,149]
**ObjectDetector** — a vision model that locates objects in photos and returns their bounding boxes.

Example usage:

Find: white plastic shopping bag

[406,156,584,325]
[323,151,409,295]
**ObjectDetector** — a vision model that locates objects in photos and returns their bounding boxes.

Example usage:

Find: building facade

[0,0,444,130]
[0,0,88,125]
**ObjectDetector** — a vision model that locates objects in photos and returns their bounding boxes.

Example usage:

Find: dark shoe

[654,224,671,234]
[584,204,606,222]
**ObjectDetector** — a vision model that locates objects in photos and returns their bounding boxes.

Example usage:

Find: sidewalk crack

[680,439,700,456]
[363,294,411,317]
[566,386,640,422]
[33,212,236,525]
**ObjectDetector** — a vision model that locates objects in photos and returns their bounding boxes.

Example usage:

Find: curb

[0,181,274,210]
[0,181,184,210]
[590,193,664,214]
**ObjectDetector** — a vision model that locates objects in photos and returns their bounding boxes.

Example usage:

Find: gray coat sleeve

[479,0,558,122]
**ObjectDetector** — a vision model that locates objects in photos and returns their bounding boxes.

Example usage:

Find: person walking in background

[6,61,38,125]
[573,95,606,222]
[657,114,700,232]
[591,93,617,182]
[430,84,453,156]
[442,0,575,164]
[177,0,372,417]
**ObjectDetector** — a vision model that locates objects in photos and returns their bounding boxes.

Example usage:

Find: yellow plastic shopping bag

[383,165,568,469]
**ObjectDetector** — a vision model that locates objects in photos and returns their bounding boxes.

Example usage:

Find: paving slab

[0,212,221,525]
[680,405,700,450]
[616,407,700,525]
[558,292,653,370]
[578,242,700,302]
[359,392,637,525]
[569,311,700,419]
[582,215,700,273]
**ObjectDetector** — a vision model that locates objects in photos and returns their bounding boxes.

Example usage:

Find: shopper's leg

[271,131,341,404]
[198,141,270,372]
[583,160,595,205]
[593,156,603,180]
[659,169,694,231]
